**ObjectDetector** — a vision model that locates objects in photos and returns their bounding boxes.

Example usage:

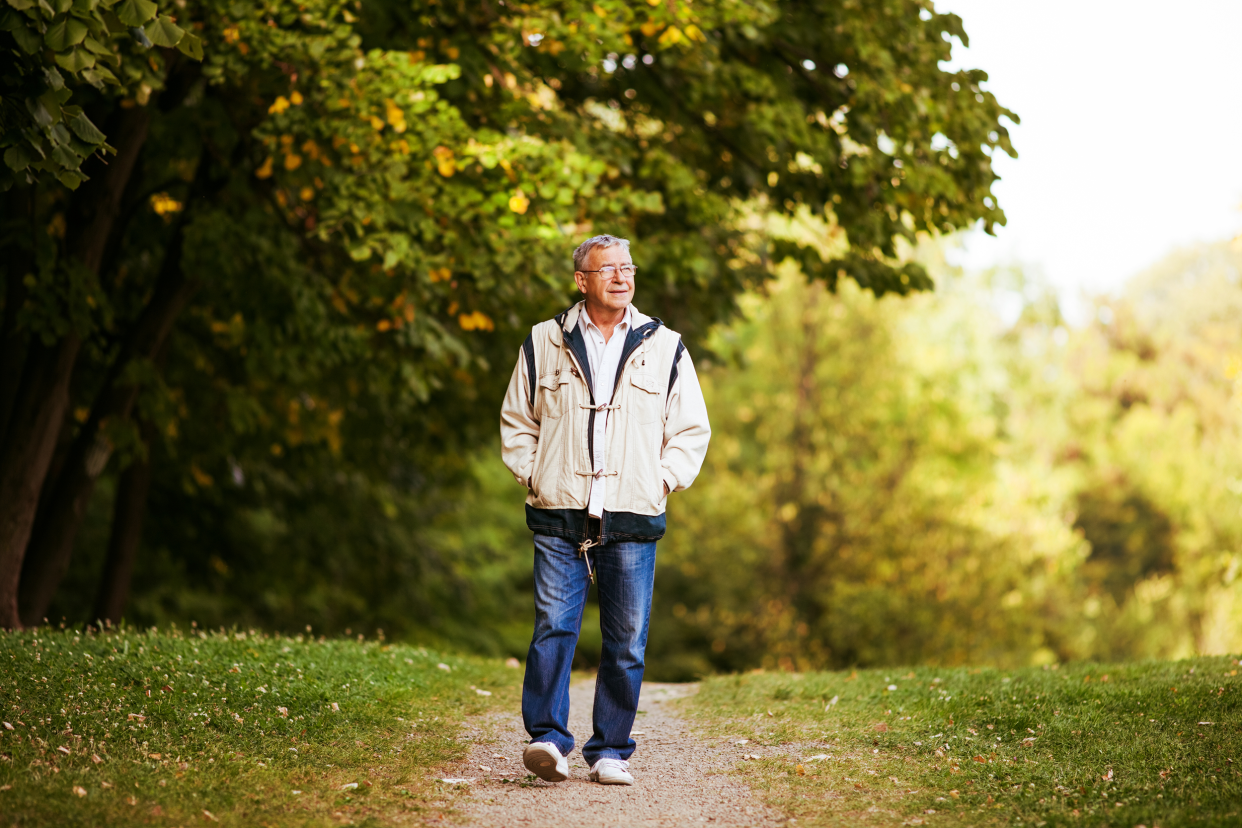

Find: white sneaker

[588,757,634,785]
[523,741,569,782]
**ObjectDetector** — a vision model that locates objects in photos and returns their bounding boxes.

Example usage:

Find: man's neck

[583,301,628,344]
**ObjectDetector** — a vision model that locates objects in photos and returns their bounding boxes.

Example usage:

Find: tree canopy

[0,0,1016,629]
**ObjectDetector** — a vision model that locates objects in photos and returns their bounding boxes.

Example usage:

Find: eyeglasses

[579,264,638,277]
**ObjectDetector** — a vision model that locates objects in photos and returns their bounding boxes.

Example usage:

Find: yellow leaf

[268,96,290,114]
[370,115,386,131]
[658,26,684,45]
[299,187,315,201]
[508,189,530,214]
[290,90,303,105]
[592,3,608,16]
[684,24,706,42]
[640,20,659,37]
[376,319,392,331]
[284,154,302,170]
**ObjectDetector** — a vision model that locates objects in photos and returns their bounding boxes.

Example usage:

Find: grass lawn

[0,625,520,827]
[686,656,1242,828]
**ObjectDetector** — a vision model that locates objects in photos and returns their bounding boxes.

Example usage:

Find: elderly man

[500,234,711,785]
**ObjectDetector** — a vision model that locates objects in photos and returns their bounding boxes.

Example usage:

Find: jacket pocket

[537,372,572,420]
[626,373,662,424]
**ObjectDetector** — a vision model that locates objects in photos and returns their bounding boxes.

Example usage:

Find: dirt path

[442,678,784,827]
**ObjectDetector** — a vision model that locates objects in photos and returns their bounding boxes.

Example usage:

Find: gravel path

[442,678,784,827]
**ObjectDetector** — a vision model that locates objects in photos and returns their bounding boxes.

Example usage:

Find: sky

[936,0,1242,306]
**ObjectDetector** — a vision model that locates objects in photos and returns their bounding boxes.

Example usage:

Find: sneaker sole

[523,745,568,782]
[589,773,634,786]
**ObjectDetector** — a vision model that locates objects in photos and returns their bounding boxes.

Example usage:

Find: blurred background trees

[4,0,1240,679]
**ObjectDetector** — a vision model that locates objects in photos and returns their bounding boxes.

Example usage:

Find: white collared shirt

[579,304,633,518]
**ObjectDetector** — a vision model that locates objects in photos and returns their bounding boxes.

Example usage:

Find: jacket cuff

[660,468,679,496]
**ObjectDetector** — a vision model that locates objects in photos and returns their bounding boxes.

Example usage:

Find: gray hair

[573,234,630,272]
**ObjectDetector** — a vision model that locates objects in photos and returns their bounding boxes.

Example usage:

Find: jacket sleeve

[660,345,711,494]
[500,344,539,488]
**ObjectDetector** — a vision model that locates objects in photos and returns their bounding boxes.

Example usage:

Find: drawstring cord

[577,537,599,585]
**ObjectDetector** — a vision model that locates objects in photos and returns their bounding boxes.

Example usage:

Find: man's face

[574,245,635,314]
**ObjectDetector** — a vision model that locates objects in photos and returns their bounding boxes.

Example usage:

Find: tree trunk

[18,211,198,626]
[0,338,82,628]
[91,423,155,626]
[0,106,150,630]
[0,187,36,444]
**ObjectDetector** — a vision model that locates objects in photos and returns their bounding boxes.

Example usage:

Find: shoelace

[595,758,630,770]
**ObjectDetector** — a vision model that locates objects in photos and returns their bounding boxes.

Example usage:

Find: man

[499,234,711,785]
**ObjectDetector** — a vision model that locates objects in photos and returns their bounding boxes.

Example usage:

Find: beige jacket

[500,302,710,542]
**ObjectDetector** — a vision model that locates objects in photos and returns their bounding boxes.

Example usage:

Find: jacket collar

[558,301,652,338]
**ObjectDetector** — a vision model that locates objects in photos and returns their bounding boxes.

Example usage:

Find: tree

[1,0,1016,628]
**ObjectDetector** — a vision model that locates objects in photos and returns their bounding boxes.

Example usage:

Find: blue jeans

[522,532,657,766]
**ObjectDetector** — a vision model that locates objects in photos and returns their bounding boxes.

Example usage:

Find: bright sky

[937,0,1242,304]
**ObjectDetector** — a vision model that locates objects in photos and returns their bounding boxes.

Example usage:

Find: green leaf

[49,121,71,146]
[143,13,181,47]
[6,0,37,10]
[71,0,98,11]
[44,15,87,49]
[42,65,65,89]
[10,20,42,52]
[79,65,118,87]
[51,143,81,169]
[53,47,95,72]
[4,144,35,171]
[56,169,85,189]
[175,29,201,60]
[81,34,111,55]
[25,96,53,128]
[50,0,70,12]
[65,109,105,144]
[112,0,153,27]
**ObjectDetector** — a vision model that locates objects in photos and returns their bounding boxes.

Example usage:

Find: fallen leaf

[807,754,830,761]
[949,790,959,798]
[149,753,161,760]
[767,709,774,717]
[1102,769,1113,781]
[479,765,492,773]
[825,695,839,710]
[57,746,71,755]
[127,714,146,722]
[505,658,520,668]
[278,707,288,717]
[439,777,471,784]
[796,764,805,776]
[341,782,358,790]
[631,731,646,735]
[72,786,87,797]
[1,723,11,731]
[437,663,452,672]
[972,755,986,763]
[475,689,492,696]
[91,754,103,764]
[735,739,750,745]
[126,796,138,806]
[101,782,112,789]
[202,810,219,822]
[873,722,889,733]
[330,703,340,712]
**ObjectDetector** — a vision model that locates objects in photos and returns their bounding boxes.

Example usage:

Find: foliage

[0,0,199,190]
[648,259,1087,677]
[686,655,1242,827]
[1,0,1017,629]
[0,626,520,825]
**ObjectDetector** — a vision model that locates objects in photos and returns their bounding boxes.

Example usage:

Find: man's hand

[663,482,670,497]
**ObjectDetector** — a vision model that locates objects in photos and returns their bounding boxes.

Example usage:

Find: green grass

[686,656,1242,827]
[0,625,520,826]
